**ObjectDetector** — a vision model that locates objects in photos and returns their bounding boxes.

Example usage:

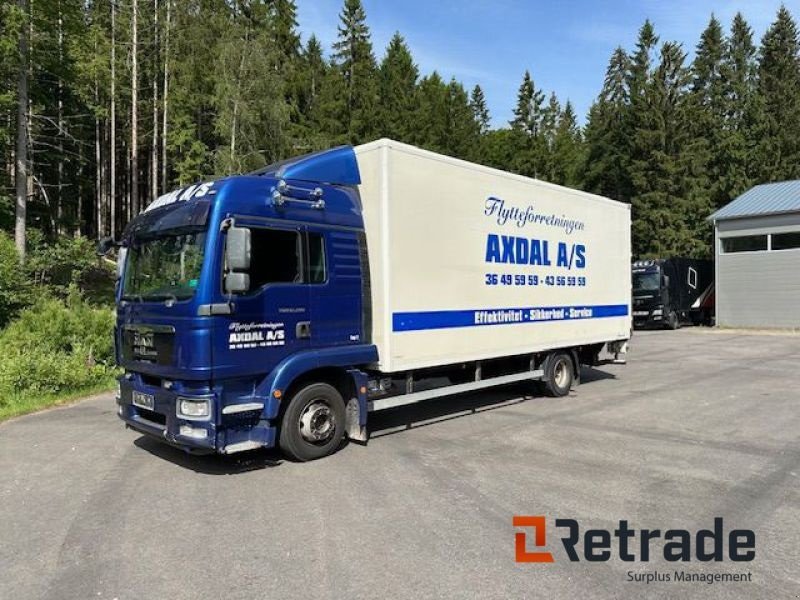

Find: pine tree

[469,85,490,134]
[295,34,329,150]
[583,47,631,201]
[510,70,544,136]
[551,101,582,186]
[689,16,725,209]
[332,0,378,143]
[444,77,479,159]
[510,70,546,177]
[540,91,560,179]
[378,32,418,142]
[271,0,300,66]
[755,6,800,181]
[720,12,758,202]
[628,20,658,103]
[630,41,711,258]
[415,71,448,152]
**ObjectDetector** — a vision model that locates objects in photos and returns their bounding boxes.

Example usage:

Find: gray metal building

[709,181,800,329]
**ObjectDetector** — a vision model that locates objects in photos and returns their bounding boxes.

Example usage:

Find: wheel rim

[299,401,336,444]
[554,359,570,389]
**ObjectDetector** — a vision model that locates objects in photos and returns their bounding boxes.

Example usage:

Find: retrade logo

[513,516,554,563]
[513,517,755,563]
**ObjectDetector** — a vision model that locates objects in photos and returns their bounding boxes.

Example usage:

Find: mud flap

[345,398,368,443]
[607,340,629,364]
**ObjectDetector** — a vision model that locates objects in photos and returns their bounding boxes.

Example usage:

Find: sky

[295,0,800,127]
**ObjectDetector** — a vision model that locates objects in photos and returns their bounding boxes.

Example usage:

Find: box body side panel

[357,140,632,372]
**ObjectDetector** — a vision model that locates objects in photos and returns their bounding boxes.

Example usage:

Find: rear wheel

[543,352,574,397]
[279,383,346,461]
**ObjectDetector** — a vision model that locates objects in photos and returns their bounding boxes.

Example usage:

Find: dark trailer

[631,258,714,329]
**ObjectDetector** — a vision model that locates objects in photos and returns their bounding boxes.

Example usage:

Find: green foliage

[5,0,800,272]
[378,32,419,142]
[755,6,800,182]
[212,3,290,173]
[332,0,379,143]
[583,47,632,202]
[25,232,115,304]
[0,292,115,397]
[0,232,35,327]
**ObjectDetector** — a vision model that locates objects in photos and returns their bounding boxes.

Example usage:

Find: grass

[0,377,117,422]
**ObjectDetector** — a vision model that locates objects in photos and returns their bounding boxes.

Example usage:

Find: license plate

[132,391,155,410]
[633,311,649,317]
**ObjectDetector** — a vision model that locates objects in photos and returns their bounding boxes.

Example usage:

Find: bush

[26,232,116,305]
[0,232,35,327]
[0,291,116,397]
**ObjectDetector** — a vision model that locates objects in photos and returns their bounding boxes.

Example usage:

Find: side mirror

[97,236,116,256]
[226,226,251,271]
[225,272,250,294]
[224,226,251,294]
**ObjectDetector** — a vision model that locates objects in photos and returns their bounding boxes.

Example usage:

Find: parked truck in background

[102,139,632,461]
[631,258,714,329]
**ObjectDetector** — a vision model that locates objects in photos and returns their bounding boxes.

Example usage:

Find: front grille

[136,407,167,426]
[121,325,175,365]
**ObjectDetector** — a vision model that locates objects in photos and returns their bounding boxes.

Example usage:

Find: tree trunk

[94,59,103,238]
[15,0,28,261]
[76,143,83,237]
[131,0,139,215]
[110,0,117,237]
[57,1,65,235]
[150,0,159,203]
[161,0,170,192]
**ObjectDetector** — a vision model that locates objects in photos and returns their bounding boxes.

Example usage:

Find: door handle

[296,321,311,339]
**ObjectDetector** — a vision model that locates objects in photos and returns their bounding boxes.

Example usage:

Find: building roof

[709,180,800,221]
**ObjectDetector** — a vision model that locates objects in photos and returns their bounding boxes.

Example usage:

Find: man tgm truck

[105,139,631,461]
[631,258,714,329]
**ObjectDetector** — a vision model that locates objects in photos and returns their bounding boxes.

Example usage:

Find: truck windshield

[122,232,206,301]
[632,270,660,293]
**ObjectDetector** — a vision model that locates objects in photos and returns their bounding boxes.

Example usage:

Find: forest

[2,0,800,261]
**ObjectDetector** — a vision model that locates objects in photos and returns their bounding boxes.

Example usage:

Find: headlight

[115,380,122,401]
[177,396,212,420]
[652,308,663,316]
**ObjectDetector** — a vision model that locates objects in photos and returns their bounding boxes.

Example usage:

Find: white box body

[355,139,631,373]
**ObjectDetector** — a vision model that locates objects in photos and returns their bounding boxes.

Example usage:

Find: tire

[666,311,680,330]
[279,383,346,461]
[543,352,574,397]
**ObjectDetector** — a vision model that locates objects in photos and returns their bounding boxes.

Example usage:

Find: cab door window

[247,229,302,290]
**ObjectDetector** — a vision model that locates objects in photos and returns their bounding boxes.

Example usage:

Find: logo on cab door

[228,321,285,350]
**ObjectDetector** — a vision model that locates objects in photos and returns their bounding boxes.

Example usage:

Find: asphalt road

[2,329,800,600]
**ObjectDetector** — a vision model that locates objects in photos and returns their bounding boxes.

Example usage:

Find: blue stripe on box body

[392,304,629,332]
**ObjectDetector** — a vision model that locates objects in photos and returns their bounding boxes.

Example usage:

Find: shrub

[0,232,35,327]
[0,291,116,398]
[26,232,116,305]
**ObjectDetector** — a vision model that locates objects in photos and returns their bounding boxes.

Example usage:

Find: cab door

[212,223,311,379]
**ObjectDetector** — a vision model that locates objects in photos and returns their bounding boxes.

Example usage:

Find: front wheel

[279,383,346,461]
[666,311,680,330]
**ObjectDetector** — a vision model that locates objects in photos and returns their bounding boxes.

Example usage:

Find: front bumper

[117,375,276,454]
[632,309,664,328]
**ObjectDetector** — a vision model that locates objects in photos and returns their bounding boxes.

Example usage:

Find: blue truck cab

[114,146,377,461]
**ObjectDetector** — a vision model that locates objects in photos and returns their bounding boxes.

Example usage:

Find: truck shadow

[133,436,284,474]
[369,366,616,438]
[130,366,615,473]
